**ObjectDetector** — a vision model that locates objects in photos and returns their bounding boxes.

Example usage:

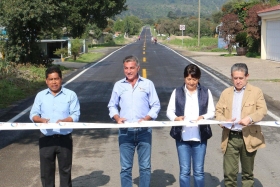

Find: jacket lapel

[228,87,234,113]
[241,83,251,110]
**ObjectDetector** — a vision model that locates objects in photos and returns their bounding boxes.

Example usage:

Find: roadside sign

[179,25,185,31]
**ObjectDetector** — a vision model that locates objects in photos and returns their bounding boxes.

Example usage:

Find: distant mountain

[120,0,228,19]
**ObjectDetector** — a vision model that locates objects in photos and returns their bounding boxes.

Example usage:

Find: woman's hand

[174,116,184,121]
[196,116,204,121]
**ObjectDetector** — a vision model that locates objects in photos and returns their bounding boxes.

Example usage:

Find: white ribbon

[0,120,279,130]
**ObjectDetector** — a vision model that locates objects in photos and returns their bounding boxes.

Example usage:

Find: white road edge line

[160,43,280,121]
[7,45,128,122]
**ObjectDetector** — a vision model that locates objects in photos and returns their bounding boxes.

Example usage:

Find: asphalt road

[0,27,280,187]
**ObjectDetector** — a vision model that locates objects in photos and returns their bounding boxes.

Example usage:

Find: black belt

[230,130,243,136]
[41,133,71,138]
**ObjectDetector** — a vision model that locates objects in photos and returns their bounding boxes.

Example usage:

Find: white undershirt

[166,86,215,141]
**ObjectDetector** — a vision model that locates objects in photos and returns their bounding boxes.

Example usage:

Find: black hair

[184,64,201,79]
[45,66,62,79]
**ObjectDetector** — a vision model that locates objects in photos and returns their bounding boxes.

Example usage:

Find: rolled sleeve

[108,88,120,119]
[147,82,160,119]
[29,94,42,122]
[69,93,80,122]
[166,89,177,121]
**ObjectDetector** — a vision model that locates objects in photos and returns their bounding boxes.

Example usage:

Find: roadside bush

[246,51,260,58]
[0,61,17,79]
[104,34,114,43]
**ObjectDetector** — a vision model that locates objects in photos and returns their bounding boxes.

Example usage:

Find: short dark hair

[123,55,140,66]
[45,66,62,79]
[231,63,248,76]
[184,64,201,79]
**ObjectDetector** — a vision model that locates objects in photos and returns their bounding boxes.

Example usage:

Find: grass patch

[0,62,69,109]
[211,48,228,52]
[167,37,218,51]
[114,35,126,45]
[220,54,236,57]
[246,52,261,58]
[66,52,104,63]
[249,79,280,82]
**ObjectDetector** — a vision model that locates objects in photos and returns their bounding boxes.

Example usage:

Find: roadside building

[258,5,280,62]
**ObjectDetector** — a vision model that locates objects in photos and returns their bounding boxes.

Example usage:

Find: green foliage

[114,19,125,32]
[120,0,228,19]
[168,37,217,51]
[158,17,216,38]
[64,0,127,38]
[0,0,63,64]
[82,24,103,40]
[235,32,247,47]
[66,52,104,63]
[212,11,223,24]
[54,47,68,58]
[0,63,68,109]
[220,13,243,54]
[0,0,127,64]
[104,34,114,43]
[71,39,82,61]
[113,34,126,45]
[167,11,177,19]
[123,16,142,36]
[245,51,260,58]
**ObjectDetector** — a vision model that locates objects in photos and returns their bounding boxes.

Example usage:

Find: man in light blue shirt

[108,55,160,187]
[30,66,80,187]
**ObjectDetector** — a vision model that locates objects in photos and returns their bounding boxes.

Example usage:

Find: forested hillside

[120,0,228,19]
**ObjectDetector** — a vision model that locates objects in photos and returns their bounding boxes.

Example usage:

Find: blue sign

[1,30,7,35]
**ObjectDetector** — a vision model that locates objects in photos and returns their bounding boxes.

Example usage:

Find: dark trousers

[39,133,73,187]
[224,131,256,187]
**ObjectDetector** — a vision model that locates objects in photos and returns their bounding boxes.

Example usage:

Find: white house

[38,39,87,59]
[258,5,280,62]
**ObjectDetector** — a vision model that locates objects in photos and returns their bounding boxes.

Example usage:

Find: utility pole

[198,0,201,47]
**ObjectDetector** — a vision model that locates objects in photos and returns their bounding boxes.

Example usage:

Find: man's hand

[219,118,236,128]
[32,116,49,123]
[113,115,126,124]
[138,115,152,122]
[116,118,126,124]
[41,118,50,123]
[238,116,251,126]
[56,117,73,123]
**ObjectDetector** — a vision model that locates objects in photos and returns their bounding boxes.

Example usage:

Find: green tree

[64,0,127,38]
[0,0,63,64]
[220,13,243,54]
[114,19,125,32]
[158,19,180,36]
[71,39,82,61]
[167,11,177,19]
[0,0,127,64]
[123,16,142,36]
[245,3,270,52]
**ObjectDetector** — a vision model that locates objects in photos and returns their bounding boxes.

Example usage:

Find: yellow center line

[143,57,146,62]
[142,69,147,78]
[143,51,145,55]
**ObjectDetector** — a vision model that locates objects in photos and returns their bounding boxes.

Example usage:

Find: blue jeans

[176,139,207,187]
[118,127,152,187]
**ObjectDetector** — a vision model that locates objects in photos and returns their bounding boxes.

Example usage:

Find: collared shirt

[30,87,80,135]
[223,86,245,130]
[108,75,160,123]
[166,85,215,141]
